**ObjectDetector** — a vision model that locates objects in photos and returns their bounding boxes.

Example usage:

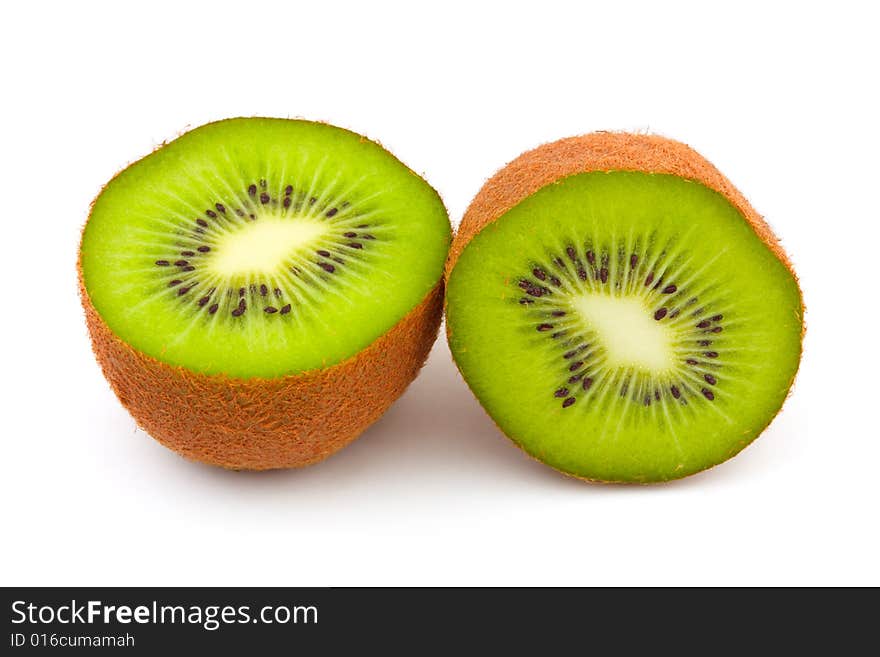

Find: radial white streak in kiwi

[208,218,327,276]
[571,294,675,372]
[593,369,627,444]
[660,249,729,321]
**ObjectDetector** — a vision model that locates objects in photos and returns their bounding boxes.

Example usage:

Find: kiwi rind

[80,272,443,470]
[445,132,804,483]
[80,118,450,470]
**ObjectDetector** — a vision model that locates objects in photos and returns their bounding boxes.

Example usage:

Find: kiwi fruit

[79,117,450,470]
[445,133,803,483]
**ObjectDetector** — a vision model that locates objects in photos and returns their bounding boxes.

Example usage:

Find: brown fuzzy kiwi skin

[445,132,805,484]
[80,268,444,470]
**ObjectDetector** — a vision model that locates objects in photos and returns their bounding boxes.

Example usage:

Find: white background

[1,1,877,586]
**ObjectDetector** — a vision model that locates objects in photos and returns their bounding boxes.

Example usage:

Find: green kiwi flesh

[446,172,802,482]
[80,118,451,378]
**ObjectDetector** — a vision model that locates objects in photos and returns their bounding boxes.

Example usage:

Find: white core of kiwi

[571,294,676,372]
[208,216,329,277]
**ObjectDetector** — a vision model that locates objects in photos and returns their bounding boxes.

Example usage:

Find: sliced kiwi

[446,133,803,483]
[80,118,450,470]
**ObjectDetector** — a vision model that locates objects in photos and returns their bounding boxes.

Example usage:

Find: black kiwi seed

[630,254,638,269]
[704,374,717,385]
[705,351,719,358]
[208,303,219,314]
[686,358,698,365]
[533,268,547,280]
[662,284,677,294]
[248,184,257,197]
[697,320,711,328]
[671,385,681,399]
[264,306,278,314]
[536,323,553,332]
[280,304,291,315]
[348,242,363,249]
[319,262,336,274]
[645,272,654,286]
[701,388,715,401]
[181,266,195,272]
[168,279,182,287]
[175,260,189,266]
[274,288,282,298]
[283,197,292,208]
[555,388,569,398]
[326,208,338,218]
[198,296,210,307]
[260,284,268,296]
[260,192,270,204]
[599,267,608,283]
[232,300,246,317]
[155,260,170,266]
[181,251,195,257]
[284,185,293,195]
[654,308,668,320]
[197,246,210,253]
[206,210,217,218]
[317,250,331,257]
[562,397,575,408]
[344,231,357,238]
[215,203,226,213]
[582,377,593,391]
[586,250,596,265]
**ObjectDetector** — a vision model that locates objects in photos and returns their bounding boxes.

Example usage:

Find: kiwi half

[446,133,803,483]
[80,118,451,470]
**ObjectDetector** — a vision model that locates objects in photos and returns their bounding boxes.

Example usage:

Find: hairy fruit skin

[80,268,444,470]
[447,133,797,277]
[445,132,804,483]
